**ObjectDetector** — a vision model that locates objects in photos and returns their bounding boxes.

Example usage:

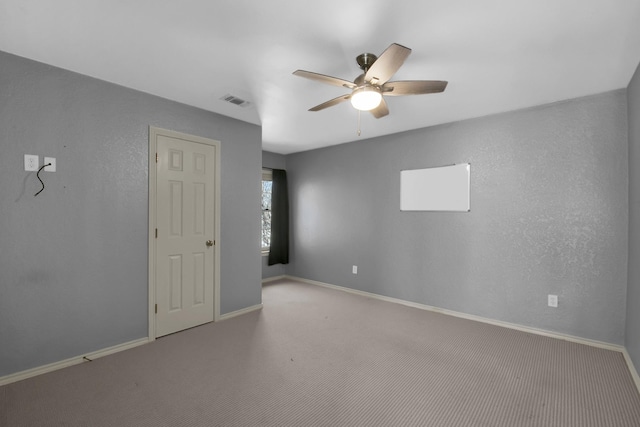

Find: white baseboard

[0,337,149,387]
[219,303,263,321]
[622,348,640,393]
[287,275,625,353]
[262,275,286,284]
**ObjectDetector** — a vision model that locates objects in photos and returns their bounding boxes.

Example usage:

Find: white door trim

[148,126,221,341]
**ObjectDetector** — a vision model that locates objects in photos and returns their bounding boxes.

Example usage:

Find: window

[261,169,272,253]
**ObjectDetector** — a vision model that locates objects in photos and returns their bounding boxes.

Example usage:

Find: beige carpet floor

[1,278,640,426]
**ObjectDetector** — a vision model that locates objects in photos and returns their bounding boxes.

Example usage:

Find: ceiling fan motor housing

[352,53,383,111]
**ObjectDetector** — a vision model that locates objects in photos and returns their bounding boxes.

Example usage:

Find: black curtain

[268,169,289,265]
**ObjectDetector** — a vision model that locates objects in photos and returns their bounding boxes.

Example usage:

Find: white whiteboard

[400,163,470,212]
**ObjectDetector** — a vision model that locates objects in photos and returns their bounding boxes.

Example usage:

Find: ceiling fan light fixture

[350,86,382,111]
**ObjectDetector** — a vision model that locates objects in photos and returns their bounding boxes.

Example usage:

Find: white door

[150,128,219,338]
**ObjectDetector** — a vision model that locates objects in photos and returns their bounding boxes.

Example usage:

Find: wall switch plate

[548,294,558,308]
[352,265,358,275]
[44,157,56,172]
[24,154,39,171]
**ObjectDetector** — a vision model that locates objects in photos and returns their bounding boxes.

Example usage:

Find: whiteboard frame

[400,163,470,212]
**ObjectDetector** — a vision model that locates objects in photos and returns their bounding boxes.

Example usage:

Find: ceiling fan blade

[364,43,411,85]
[293,70,356,89]
[382,80,448,96]
[308,94,352,112]
[370,98,389,119]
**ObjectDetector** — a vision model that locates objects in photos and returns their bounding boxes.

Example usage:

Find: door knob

[206,240,214,247]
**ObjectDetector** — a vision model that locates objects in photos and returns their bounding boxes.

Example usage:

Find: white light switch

[352,265,358,274]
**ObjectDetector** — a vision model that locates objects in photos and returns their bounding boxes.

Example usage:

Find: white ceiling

[1,0,640,154]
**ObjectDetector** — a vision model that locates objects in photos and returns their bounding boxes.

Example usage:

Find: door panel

[155,134,216,337]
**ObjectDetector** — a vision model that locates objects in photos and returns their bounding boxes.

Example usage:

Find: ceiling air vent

[221,94,251,108]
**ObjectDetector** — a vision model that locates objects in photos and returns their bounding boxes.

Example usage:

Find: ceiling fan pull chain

[357,110,361,136]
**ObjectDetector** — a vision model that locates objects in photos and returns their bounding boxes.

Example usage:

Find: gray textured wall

[286,90,628,345]
[261,151,287,279]
[0,51,262,377]
[627,61,640,366]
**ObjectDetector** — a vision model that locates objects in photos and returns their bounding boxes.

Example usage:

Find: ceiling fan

[293,43,447,118]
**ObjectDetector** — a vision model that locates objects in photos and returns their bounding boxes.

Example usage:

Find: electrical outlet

[352,265,358,275]
[44,157,56,172]
[24,154,39,171]
[548,294,558,308]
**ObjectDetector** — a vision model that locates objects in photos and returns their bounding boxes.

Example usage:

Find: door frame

[148,126,221,341]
